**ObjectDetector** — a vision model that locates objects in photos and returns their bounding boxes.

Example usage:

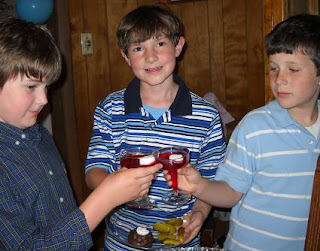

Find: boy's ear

[120,49,131,67]
[175,36,185,57]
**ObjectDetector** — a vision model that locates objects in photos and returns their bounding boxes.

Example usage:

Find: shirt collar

[267,99,320,128]
[124,75,192,116]
[0,122,41,144]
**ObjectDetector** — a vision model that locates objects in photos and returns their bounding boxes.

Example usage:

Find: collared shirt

[0,122,92,250]
[85,76,226,250]
[215,100,320,251]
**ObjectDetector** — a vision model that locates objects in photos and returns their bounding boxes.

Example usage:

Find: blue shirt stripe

[85,77,226,250]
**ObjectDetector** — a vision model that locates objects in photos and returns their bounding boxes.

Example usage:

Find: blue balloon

[16,0,54,24]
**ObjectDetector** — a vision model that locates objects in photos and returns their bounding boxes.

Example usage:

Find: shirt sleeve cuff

[65,208,93,250]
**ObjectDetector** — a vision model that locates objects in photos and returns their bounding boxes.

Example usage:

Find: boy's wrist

[193,177,206,197]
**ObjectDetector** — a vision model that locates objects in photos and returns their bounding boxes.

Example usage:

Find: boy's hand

[107,163,162,206]
[182,210,205,244]
[164,164,202,195]
[80,164,162,232]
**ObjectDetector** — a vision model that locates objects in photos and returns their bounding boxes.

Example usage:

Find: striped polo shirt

[215,100,320,251]
[85,76,226,250]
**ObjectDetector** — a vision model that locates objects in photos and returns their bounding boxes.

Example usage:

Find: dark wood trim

[305,157,320,250]
[51,0,89,204]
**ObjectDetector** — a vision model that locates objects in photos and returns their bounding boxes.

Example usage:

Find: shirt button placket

[15,134,26,146]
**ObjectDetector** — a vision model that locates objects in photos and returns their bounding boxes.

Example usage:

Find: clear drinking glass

[120,147,157,209]
[155,146,191,206]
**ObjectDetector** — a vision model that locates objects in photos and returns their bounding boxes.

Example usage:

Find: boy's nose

[37,88,48,105]
[275,71,288,85]
[145,49,158,63]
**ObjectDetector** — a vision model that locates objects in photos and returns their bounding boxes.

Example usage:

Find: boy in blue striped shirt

[85,4,226,250]
[166,14,320,250]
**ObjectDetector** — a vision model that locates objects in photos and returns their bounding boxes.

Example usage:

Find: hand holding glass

[155,146,191,206]
[120,147,157,209]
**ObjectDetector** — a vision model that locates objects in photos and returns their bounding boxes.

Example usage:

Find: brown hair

[0,17,61,87]
[117,5,184,55]
[265,14,320,76]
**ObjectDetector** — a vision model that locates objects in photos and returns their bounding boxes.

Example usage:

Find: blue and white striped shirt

[215,100,320,251]
[85,76,226,250]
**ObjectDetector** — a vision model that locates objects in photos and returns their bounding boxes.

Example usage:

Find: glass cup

[155,146,191,206]
[120,147,157,209]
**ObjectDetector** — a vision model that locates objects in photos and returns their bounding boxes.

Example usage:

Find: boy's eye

[158,41,166,47]
[27,85,36,89]
[132,47,142,52]
[289,68,299,73]
[269,66,277,72]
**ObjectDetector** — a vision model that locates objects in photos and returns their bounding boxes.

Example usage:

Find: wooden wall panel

[305,156,320,250]
[178,1,211,97]
[263,0,285,104]
[246,0,265,111]
[208,0,226,105]
[106,0,136,92]
[83,0,110,114]
[169,3,185,78]
[68,0,93,200]
[51,0,86,203]
[223,0,248,131]
[69,0,110,176]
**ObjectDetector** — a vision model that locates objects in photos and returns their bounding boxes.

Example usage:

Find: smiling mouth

[145,66,162,73]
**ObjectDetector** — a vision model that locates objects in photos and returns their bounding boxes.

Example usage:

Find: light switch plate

[80,33,93,55]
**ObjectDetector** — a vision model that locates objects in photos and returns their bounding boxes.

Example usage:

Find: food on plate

[128,227,154,248]
[153,221,176,234]
[168,217,183,226]
[153,217,184,245]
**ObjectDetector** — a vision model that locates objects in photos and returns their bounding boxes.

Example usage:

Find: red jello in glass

[157,151,188,194]
[119,147,157,209]
[120,153,156,169]
[155,147,191,207]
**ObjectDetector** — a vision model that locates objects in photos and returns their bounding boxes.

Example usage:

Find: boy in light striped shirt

[166,14,320,250]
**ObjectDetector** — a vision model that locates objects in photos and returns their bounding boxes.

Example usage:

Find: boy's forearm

[85,168,109,190]
[194,179,241,208]
[79,178,117,232]
[192,198,212,220]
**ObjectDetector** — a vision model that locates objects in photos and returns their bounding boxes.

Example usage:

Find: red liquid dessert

[120,154,156,168]
[157,152,188,194]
